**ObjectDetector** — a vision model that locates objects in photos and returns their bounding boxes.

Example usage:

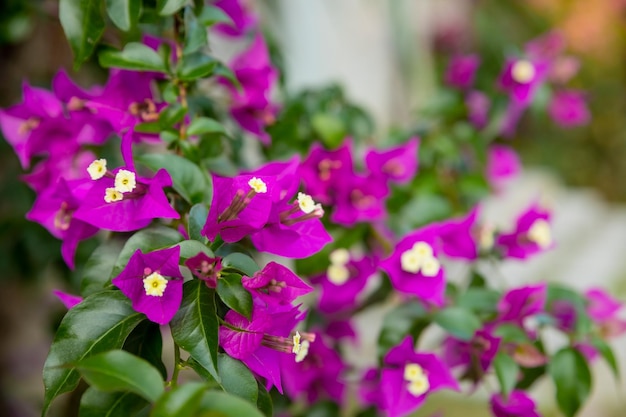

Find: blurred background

[2,0,626,416]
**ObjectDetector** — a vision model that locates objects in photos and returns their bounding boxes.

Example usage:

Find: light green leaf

[197,5,232,26]
[198,391,264,417]
[59,0,106,69]
[105,0,140,31]
[433,307,481,341]
[549,347,592,417]
[99,42,167,72]
[79,387,148,417]
[157,0,187,16]
[493,352,519,397]
[187,117,226,136]
[183,6,207,54]
[178,52,217,81]
[151,382,207,417]
[188,204,209,243]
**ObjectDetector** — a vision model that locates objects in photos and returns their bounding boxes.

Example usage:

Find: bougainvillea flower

[112,246,184,325]
[213,0,257,37]
[202,174,275,243]
[359,368,385,409]
[280,332,346,404]
[379,336,460,417]
[525,30,566,62]
[496,203,554,259]
[250,191,332,258]
[245,155,301,203]
[313,252,377,314]
[73,165,179,232]
[52,290,83,309]
[442,329,501,381]
[219,302,307,393]
[242,261,312,307]
[498,58,550,105]
[497,283,547,326]
[486,145,521,191]
[331,173,389,226]
[490,390,541,417]
[299,141,354,205]
[379,225,446,306]
[365,137,419,184]
[548,90,590,128]
[22,148,95,193]
[585,288,626,338]
[466,90,490,130]
[325,319,358,343]
[26,178,99,269]
[185,252,222,288]
[445,54,480,90]
[437,208,479,260]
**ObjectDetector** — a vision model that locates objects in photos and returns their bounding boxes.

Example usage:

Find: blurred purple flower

[445,54,480,90]
[490,390,541,417]
[486,145,521,191]
[213,0,257,37]
[548,90,590,128]
[496,203,554,259]
[52,290,83,309]
[365,137,419,184]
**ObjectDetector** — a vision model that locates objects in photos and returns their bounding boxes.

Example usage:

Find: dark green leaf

[217,273,252,319]
[433,307,481,341]
[81,239,125,296]
[549,347,592,417]
[99,42,167,72]
[137,153,212,204]
[590,336,619,379]
[123,320,167,379]
[59,0,106,69]
[105,0,140,31]
[197,5,232,26]
[170,280,220,382]
[187,117,226,136]
[377,302,427,359]
[214,63,240,89]
[256,381,272,417]
[151,382,207,417]
[134,121,162,133]
[198,391,264,417]
[158,104,187,129]
[178,52,217,81]
[79,387,148,417]
[221,252,259,276]
[43,291,144,415]
[217,354,258,404]
[493,352,519,397]
[157,0,187,15]
[74,350,164,402]
[183,6,207,54]
[188,204,209,242]
[112,227,183,277]
[175,239,214,259]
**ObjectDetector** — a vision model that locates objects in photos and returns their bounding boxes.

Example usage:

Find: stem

[170,342,182,388]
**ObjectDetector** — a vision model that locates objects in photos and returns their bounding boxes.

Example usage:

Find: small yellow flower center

[400,241,440,276]
[511,60,536,84]
[327,264,350,285]
[295,340,310,363]
[143,272,168,297]
[114,169,136,193]
[87,158,107,180]
[292,331,302,354]
[104,187,124,203]
[329,248,350,266]
[248,177,267,193]
[420,257,441,277]
[297,192,318,214]
[479,225,495,250]
[527,219,551,248]
[404,363,429,397]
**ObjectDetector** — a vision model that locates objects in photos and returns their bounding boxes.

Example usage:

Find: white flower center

[404,363,429,396]
[511,59,536,84]
[327,264,350,285]
[295,340,310,363]
[143,272,168,297]
[527,219,551,248]
[400,241,440,276]
[114,169,136,193]
[248,177,267,193]
[87,158,107,180]
[297,192,319,214]
[104,187,123,203]
[329,248,350,266]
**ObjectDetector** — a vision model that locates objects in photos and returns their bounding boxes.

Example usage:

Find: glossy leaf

[188,204,209,243]
[217,272,252,319]
[105,0,140,31]
[158,104,187,129]
[99,42,167,72]
[157,0,187,15]
[178,52,217,81]
[198,391,264,417]
[170,280,220,382]
[151,382,207,417]
[222,252,260,277]
[549,347,592,417]
[123,320,167,379]
[137,153,212,204]
[217,353,258,404]
[42,291,144,415]
[79,387,148,417]
[59,0,106,69]
[74,350,165,402]
[175,239,214,259]
[112,226,183,277]
[493,352,519,397]
[256,381,273,417]
[187,117,226,136]
[81,239,124,296]
[433,307,481,341]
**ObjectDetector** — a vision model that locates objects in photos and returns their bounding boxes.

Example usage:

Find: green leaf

[456,288,500,315]
[493,353,519,397]
[493,323,531,344]
[183,6,207,54]
[171,280,220,382]
[217,273,252,319]
[42,291,144,415]
[188,204,209,242]
[549,347,592,417]
[590,336,619,379]
[81,239,125,296]
[221,252,260,276]
[433,307,481,341]
[123,320,167,379]
[157,0,187,15]
[151,382,207,417]
[99,42,167,72]
[137,153,213,204]
[178,52,217,81]
[377,302,428,358]
[198,391,264,417]
[217,354,258,404]
[74,350,165,402]
[105,0,140,31]
[112,226,183,277]
[214,63,240,89]
[197,5,232,26]
[187,117,226,136]
[311,113,345,148]
[256,381,273,417]
[158,104,187,129]
[59,0,106,69]
[80,387,148,417]
[175,239,214,260]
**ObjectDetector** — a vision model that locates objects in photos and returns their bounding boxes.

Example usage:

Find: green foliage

[81,239,125,296]
[105,0,141,31]
[99,42,168,72]
[151,382,208,417]
[59,0,106,68]
[217,272,253,319]
[377,302,428,359]
[79,387,148,417]
[493,353,519,397]
[549,347,592,417]
[198,390,265,417]
[433,307,482,341]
